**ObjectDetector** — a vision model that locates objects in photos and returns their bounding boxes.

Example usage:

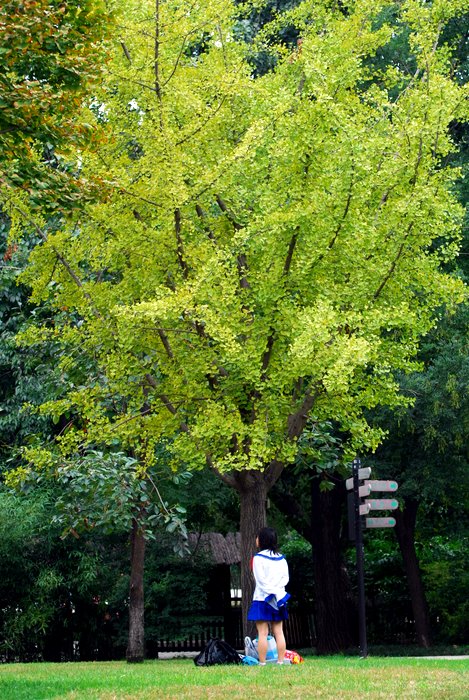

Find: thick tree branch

[158,209,224,381]
[258,226,300,384]
[120,41,132,63]
[215,194,250,289]
[157,329,174,359]
[311,168,354,270]
[169,215,229,382]
[283,229,298,275]
[372,185,397,226]
[195,203,217,244]
[144,374,190,433]
[109,72,157,93]
[287,390,318,440]
[110,407,152,432]
[261,334,275,376]
[174,208,189,279]
[210,461,237,489]
[118,186,160,209]
[162,37,189,88]
[215,194,242,230]
[12,205,102,318]
[0,126,20,135]
[154,0,161,101]
[176,94,229,147]
[263,390,319,489]
[410,135,424,187]
[373,223,413,300]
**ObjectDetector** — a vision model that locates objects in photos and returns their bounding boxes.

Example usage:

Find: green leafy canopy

[9,0,469,483]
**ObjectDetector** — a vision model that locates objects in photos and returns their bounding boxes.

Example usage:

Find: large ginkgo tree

[9,0,468,644]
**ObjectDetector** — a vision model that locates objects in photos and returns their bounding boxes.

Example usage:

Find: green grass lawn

[0,656,467,700]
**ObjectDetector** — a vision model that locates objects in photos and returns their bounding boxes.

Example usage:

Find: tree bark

[271,472,354,653]
[270,476,313,544]
[126,517,146,662]
[234,470,268,638]
[310,477,354,653]
[394,498,432,648]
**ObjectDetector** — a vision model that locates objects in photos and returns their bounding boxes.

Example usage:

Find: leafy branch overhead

[7,0,468,485]
[19,449,188,544]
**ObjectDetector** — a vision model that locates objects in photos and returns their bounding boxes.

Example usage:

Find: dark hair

[257,527,279,553]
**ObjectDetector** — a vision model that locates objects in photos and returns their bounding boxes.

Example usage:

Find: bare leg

[256,621,269,663]
[271,621,286,663]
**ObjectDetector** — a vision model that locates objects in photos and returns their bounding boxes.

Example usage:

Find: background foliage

[0,0,467,659]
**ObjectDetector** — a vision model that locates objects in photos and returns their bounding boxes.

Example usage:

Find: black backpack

[194,638,241,666]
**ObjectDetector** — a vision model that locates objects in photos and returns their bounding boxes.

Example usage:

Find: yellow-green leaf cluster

[15,0,468,475]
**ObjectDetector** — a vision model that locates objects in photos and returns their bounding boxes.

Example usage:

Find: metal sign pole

[352,457,368,658]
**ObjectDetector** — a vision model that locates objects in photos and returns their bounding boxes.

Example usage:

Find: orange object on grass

[284,649,304,664]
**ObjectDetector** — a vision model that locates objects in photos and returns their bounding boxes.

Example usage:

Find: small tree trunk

[311,477,354,653]
[394,498,432,648]
[235,470,268,638]
[126,517,146,663]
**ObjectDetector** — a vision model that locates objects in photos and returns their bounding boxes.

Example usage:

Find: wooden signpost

[346,458,399,658]
[365,480,398,492]
[365,517,396,528]
[365,499,399,511]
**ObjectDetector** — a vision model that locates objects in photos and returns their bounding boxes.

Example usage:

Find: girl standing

[247,527,290,665]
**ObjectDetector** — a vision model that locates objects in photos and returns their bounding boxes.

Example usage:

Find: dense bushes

[2,484,467,661]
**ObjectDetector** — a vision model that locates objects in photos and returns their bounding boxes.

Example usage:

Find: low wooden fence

[152,620,225,654]
[151,611,315,654]
[151,609,424,654]
[284,611,316,649]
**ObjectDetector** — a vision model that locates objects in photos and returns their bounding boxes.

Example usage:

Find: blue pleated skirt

[247,600,289,622]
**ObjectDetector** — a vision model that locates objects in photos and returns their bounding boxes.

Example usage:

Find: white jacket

[252,549,290,609]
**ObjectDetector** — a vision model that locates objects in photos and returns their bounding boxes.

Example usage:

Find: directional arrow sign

[345,467,372,490]
[364,480,398,492]
[365,499,399,511]
[358,483,372,498]
[365,517,396,529]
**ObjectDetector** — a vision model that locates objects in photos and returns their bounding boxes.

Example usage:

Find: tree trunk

[394,498,432,648]
[234,470,268,638]
[126,517,146,663]
[212,396,316,639]
[311,477,354,653]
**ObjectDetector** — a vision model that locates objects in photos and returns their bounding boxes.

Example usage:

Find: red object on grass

[284,649,304,664]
